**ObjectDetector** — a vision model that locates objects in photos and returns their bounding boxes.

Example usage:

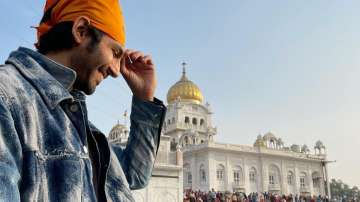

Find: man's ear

[72,16,91,44]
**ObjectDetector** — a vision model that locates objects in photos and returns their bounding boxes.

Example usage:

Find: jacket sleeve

[0,91,22,201]
[110,96,166,190]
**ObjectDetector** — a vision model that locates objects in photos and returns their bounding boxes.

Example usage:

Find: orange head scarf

[36,0,126,47]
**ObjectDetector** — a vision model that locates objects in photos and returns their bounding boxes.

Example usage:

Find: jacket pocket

[35,150,84,202]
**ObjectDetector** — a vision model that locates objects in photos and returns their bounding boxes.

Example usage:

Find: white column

[191,155,197,190]
[244,162,250,193]
[207,152,214,191]
[226,154,231,192]
[262,160,268,192]
[281,160,287,195]
[308,168,314,195]
[294,166,300,195]
[324,163,331,198]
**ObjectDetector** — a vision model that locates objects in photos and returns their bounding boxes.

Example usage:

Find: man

[209,188,217,202]
[0,0,165,201]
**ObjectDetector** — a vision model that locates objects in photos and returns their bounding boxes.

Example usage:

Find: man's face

[70,34,124,95]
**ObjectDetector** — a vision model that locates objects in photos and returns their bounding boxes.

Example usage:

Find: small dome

[108,123,128,142]
[167,66,203,104]
[263,132,276,141]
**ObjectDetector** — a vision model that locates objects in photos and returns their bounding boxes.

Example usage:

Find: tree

[330,179,359,201]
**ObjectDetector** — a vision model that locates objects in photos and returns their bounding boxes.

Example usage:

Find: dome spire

[181,62,188,81]
[166,61,203,104]
[123,110,128,127]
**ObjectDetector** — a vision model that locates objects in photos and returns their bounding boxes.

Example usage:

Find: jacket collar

[5,47,77,109]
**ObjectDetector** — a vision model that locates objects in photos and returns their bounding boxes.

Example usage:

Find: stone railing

[258,147,326,161]
[155,150,177,165]
[164,122,217,134]
[208,142,258,153]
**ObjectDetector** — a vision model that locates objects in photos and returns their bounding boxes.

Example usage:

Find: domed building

[108,63,331,202]
[108,122,129,145]
[163,64,217,150]
[164,65,330,198]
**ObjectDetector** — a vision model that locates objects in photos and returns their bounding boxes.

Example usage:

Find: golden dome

[167,66,203,104]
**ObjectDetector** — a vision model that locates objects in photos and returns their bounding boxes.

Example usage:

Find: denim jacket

[0,47,166,202]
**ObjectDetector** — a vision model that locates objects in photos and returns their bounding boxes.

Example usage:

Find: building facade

[107,65,330,201]
[163,66,329,197]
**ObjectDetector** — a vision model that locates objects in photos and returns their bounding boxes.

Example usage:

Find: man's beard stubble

[70,50,97,95]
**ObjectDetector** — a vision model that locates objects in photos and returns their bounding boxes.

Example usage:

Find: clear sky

[0,0,359,187]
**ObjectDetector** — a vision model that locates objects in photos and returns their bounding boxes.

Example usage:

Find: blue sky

[0,0,359,187]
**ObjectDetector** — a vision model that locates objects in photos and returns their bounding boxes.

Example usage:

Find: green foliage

[330,179,359,200]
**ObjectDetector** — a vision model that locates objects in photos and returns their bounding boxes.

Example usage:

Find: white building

[108,120,183,202]
[108,64,330,201]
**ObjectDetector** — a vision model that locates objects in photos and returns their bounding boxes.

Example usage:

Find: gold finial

[182,62,187,75]
[181,62,188,81]
[123,110,128,126]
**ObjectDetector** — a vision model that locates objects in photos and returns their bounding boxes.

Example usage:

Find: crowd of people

[183,189,331,202]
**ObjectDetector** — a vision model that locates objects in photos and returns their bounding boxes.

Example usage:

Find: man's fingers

[124,49,153,64]
[129,51,144,62]
[143,55,153,66]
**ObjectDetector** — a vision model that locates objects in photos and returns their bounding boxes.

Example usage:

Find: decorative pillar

[225,154,231,192]
[308,168,314,195]
[176,145,183,166]
[323,162,331,198]
[261,160,268,192]
[281,160,287,195]
[294,166,300,195]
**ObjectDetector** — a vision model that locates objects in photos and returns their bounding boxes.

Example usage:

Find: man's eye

[113,49,123,58]
[113,50,119,57]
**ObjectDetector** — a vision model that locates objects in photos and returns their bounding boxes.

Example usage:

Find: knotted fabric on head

[36,0,126,47]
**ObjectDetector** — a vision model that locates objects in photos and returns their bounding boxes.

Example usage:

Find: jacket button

[70,104,79,112]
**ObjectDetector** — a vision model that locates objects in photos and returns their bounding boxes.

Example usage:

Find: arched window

[200,119,205,126]
[249,167,257,183]
[287,171,294,185]
[233,166,243,185]
[312,172,321,188]
[269,175,275,185]
[184,164,192,185]
[185,116,190,124]
[268,165,280,185]
[300,172,307,188]
[187,173,192,184]
[216,164,225,183]
[269,139,275,149]
[200,165,206,184]
[192,118,197,125]
[184,136,189,145]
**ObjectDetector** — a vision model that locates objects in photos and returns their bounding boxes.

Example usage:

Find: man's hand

[120,49,156,102]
